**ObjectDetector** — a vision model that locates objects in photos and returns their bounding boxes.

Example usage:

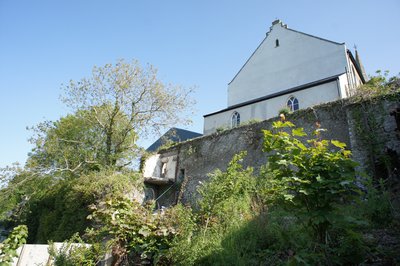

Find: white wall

[12,243,97,266]
[227,22,348,107]
[204,80,340,135]
[143,153,177,182]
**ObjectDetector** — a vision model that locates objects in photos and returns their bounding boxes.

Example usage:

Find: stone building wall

[147,94,400,208]
[346,96,400,185]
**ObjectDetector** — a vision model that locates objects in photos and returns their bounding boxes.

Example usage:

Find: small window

[275,39,279,47]
[178,169,185,182]
[231,111,240,128]
[160,162,167,178]
[287,97,299,111]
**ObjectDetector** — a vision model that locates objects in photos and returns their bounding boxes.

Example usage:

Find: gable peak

[272,19,287,27]
[268,19,288,35]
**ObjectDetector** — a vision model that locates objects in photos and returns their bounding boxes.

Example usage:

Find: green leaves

[88,197,194,263]
[198,151,255,226]
[331,140,347,149]
[260,120,360,243]
[0,225,28,264]
[273,120,295,129]
[61,59,195,148]
[292,127,307,137]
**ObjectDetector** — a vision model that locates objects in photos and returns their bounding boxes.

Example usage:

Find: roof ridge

[285,27,344,46]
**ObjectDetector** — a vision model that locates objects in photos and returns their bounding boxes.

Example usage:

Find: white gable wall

[228,23,348,106]
[204,79,341,135]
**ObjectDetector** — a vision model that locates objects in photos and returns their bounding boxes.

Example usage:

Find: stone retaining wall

[147,94,400,208]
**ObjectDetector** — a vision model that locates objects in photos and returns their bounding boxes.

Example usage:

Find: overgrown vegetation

[161,118,397,265]
[1,71,399,265]
[0,59,194,245]
[52,119,395,265]
[48,234,103,266]
[0,225,28,264]
[353,70,400,100]
[25,170,142,243]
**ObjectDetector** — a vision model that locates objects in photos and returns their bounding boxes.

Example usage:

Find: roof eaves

[204,73,344,117]
[347,50,366,84]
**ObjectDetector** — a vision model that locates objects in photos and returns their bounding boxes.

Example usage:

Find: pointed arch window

[287,96,299,112]
[275,39,280,47]
[231,111,240,128]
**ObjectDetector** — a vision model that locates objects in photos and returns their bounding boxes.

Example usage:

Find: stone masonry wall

[152,94,400,208]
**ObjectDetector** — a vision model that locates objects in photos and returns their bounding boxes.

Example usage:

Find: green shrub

[278,107,291,116]
[48,234,103,266]
[0,225,28,264]
[87,197,193,265]
[361,179,394,227]
[26,169,141,243]
[198,151,255,227]
[260,120,361,242]
[169,152,258,265]
[354,70,400,99]
[216,126,227,133]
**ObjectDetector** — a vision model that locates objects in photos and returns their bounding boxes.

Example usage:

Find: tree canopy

[26,59,195,174]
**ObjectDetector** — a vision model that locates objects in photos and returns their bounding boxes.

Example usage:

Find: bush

[0,225,28,264]
[353,70,400,99]
[87,197,194,265]
[48,234,102,266]
[260,120,361,242]
[25,169,141,243]
[360,179,394,227]
[168,152,258,265]
[198,151,255,228]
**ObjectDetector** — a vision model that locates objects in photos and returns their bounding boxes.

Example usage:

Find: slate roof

[146,128,202,152]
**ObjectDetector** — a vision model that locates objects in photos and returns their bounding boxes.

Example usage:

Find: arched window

[287,96,299,112]
[231,111,240,128]
[275,39,280,47]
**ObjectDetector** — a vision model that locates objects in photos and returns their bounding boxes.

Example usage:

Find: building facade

[203,20,367,135]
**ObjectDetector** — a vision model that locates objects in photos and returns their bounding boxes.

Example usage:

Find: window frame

[287,96,299,112]
[231,111,240,128]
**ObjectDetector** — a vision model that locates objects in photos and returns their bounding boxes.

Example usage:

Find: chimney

[272,19,281,25]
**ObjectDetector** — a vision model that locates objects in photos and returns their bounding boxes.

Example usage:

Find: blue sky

[0,0,399,168]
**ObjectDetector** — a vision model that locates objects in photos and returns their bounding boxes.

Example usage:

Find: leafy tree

[26,59,195,175]
[60,59,195,167]
[0,59,194,246]
[27,111,106,177]
[0,166,52,222]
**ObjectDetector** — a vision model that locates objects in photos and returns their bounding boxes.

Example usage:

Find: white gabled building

[203,20,368,135]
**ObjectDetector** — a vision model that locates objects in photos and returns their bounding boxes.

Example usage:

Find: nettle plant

[260,120,361,243]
